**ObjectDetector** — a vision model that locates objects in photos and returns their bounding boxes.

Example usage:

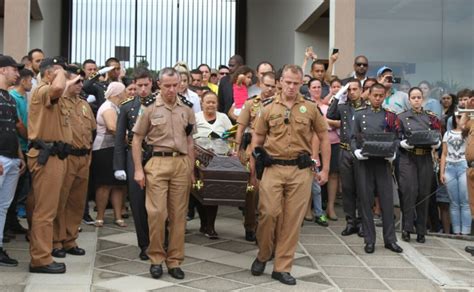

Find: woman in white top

[194,92,232,139]
[178,71,201,113]
[91,82,128,227]
[440,112,471,235]
[192,91,232,239]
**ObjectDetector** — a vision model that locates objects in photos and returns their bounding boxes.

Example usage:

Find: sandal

[95,220,104,227]
[114,219,127,228]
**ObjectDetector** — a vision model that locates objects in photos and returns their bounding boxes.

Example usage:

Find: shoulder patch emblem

[121,97,134,105]
[299,105,307,113]
[178,94,193,108]
[144,95,156,107]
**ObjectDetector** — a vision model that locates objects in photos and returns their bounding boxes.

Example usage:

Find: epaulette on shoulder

[262,97,274,106]
[121,97,134,105]
[143,95,156,107]
[425,110,437,116]
[303,96,315,103]
[355,105,367,111]
[247,95,258,100]
[178,94,193,108]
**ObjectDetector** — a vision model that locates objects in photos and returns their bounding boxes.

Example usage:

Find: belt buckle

[172,152,178,157]
[414,148,424,155]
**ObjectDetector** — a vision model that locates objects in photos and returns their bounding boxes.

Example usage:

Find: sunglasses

[356,63,368,67]
[219,72,229,76]
[284,108,291,124]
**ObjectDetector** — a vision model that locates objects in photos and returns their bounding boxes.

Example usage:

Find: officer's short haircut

[369,82,386,93]
[105,57,120,67]
[457,88,471,99]
[408,86,423,98]
[14,69,35,85]
[158,67,179,81]
[261,72,276,83]
[190,69,203,77]
[218,65,229,71]
[82,59,96,68]
[281,64,303,78]
[230,54,244,66]
[256,61,274,73]
[27,48,44,61]
[346,78,361,88]
[133,67,152,81]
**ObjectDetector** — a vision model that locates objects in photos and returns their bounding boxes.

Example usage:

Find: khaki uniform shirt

[63,95,96,149]
[132,94,196,154]
[237,95,264,130]
[254,94,328,159]
[466,121,474,162]
[27,82,73,156]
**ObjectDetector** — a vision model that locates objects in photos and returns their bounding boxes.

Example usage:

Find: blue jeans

[311,179,324,217]
[0,155,21,246]
[445,160,471,234]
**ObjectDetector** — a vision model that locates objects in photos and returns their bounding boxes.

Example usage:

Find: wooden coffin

[192,138,250,207]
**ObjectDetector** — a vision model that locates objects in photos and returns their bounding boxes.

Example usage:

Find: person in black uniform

[351,83,403,254]
[113,68,154,260]
[398,87,441,243]
[327,78,365,237]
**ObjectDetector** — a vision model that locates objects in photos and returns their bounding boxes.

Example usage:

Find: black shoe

[51,248,66,258]
[465,246,474,255]
[150,264,163,279]
[29,262,66,274]
[416,234,425,243]
[245,231,256,242]
[401,231,410,242]
[341,224,358,236]
[139,249,149,260]
[65,246,86,256]
[364,243,375,254]
[82,214,95,225]
[357,226,364,238]
[168,267,185,279]
[271,271,296,285]
[204,230,219,240]
[0,248,18,267]
[384,242,403,253]
[250,258,266,276]
[8,222,28,234]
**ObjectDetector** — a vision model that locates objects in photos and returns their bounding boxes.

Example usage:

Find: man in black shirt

[0,55,26,267]
[218,55,244,114]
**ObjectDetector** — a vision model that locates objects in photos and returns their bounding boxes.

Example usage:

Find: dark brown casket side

[192,144,249,207]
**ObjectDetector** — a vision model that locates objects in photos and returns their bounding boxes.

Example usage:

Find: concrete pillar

[329,0,355,78]
[3,0,31,61]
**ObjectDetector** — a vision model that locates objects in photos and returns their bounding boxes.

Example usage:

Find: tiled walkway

[2,205,474,291]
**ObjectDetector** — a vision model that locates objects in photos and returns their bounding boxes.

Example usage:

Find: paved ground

[1,204,474,292]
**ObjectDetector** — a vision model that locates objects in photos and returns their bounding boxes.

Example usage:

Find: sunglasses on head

[356,63,368,67]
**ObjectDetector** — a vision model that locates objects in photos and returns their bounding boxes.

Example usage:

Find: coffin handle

[193,180,204,190]
[247,184,254,192]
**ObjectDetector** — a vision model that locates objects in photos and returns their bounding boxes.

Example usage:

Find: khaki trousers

[256,165,312,272]
[28,155,67,267]
[53,155,90,250]
[240,148,258,232]
[145,156,191,268]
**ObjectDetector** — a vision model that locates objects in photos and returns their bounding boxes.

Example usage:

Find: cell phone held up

[332,48,339,55]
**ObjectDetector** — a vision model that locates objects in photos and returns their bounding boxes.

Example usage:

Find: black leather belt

[152,151,184,157]
[272,158,299,166]
[403,148,431,156]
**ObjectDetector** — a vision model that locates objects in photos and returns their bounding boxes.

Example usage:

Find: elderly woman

[192,91,232,239]
[91,82,128,227]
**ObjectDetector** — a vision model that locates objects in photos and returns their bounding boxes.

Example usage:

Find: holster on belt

[252,146,273,180]
[296,152,313,169]
[142,143,153,165]
[30,140,70,165]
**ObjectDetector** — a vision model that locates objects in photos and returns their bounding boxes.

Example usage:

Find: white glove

[334,83,350,100]
[400,139,414,150]
[114,170,127,181]
[385,152,396,162]
[98,65,116,75]
[86,95,96,103]
[431,140,441,149]
[354,149,368,160]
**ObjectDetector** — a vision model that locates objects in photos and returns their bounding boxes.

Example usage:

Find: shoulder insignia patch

[247,94,258,100]
[121,97,134,105]
[178,94,193,108]
[143,95,156,107]
[303,96,315,103]
[355,105,367,111]
[262,97,274,107]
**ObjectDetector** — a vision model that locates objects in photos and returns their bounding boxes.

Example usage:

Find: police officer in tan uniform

[132,67,195,280]
[27,57,74,274]
[250,65,330,285]
[235,72,276,242]
[52,67,96,257]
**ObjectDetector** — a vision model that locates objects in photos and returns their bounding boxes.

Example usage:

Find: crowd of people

[0,47,473,286]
